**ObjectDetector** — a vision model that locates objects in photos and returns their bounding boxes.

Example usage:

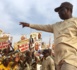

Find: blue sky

[0,0,77,44]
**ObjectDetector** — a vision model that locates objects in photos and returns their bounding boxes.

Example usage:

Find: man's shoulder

[46,56,53,60]
[53,21,62,26]
[67,17,77,23]
[69,17,77,21]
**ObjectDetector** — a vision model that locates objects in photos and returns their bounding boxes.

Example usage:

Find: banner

[14,39,29,52]
[30,32,42,51]
[0,37,9,49]
[30,32,42,41]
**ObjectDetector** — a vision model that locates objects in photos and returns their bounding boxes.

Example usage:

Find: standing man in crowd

[29,35,34,50]
[41,49,55,70]
[19,2,77,70]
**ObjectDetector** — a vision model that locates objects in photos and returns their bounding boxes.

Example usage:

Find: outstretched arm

[19,22,53,33]
[19,22,30,27]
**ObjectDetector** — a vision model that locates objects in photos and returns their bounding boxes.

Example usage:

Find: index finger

[19,22,23,25]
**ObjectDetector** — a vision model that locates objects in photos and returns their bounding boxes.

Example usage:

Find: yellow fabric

[0,61,14,70]
[0,64,7,70]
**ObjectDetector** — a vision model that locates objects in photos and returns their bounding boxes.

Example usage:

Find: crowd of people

[0,38,55,70]
[0,1,77,70]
